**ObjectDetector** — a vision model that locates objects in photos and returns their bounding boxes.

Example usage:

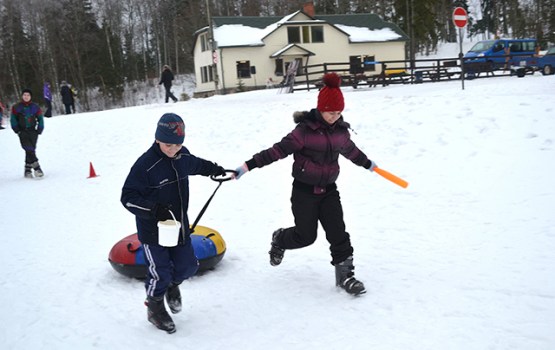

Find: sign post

[453,7,468,90]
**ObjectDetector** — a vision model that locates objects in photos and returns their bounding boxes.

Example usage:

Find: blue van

[464,38,538,69]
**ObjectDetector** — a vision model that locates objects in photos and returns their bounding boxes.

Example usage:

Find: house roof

[270,44,315,58]
[208,12,408,48]
[319,14,409,41]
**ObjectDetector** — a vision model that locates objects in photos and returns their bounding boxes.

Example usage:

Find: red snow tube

[109,225,226,279]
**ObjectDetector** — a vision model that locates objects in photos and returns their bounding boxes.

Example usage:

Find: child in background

[10,89,45,177]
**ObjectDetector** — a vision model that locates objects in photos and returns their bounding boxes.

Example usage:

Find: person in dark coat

[10,89,45,177]
[233,73,377,296]
[43,82,52,117]
[60,81,74,114]
[121,113,226,333]
[159,65,178,103]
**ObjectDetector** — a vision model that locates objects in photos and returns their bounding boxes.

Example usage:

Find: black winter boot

[24,163,33,178]
[30,161,44,177]
[165,283,182,314]
[145,296,176,333]
[269,228,285,266]
[335,256,366,296]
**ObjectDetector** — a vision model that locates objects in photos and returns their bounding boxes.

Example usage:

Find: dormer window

[287,25,324,44]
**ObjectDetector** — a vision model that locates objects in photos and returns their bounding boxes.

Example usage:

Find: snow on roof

[214,14,400,47]
[335,24,401,42]
[215,25,268,46]
[214,13,297,47]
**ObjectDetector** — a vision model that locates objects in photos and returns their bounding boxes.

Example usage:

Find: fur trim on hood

[293,111,308,124]
[292,110,351,130]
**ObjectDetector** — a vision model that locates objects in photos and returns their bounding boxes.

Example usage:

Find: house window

[350,55,377,73]
[201,34,208,52]
[201,65,214,83]
[288,27,301,44]
[302,26,310,43]
[275,58,284,76]
[311,26,324,43]
[362,55,376,72]
[236,61,251,78]
[288,25,324,44]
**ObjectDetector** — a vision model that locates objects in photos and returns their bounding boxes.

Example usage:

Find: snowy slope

[1,73,554,350]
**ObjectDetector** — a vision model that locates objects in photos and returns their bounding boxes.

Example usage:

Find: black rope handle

[210,169,238,183]
[191,170,237,233]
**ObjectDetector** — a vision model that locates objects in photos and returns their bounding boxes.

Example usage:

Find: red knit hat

[317,73,344,112]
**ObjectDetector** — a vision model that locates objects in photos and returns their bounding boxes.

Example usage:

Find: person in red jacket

[233,73,377,296]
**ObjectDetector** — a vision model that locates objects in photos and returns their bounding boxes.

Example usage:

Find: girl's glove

[232,163,249,180]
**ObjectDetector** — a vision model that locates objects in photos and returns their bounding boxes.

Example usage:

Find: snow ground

[1,69,554,350]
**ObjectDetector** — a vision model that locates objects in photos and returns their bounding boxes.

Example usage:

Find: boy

[121,113,226,333]
[10,89,44,177]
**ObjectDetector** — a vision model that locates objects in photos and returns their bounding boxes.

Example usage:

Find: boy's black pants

[18,130,39,164]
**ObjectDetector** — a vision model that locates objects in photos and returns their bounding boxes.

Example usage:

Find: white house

[192,3,408,96]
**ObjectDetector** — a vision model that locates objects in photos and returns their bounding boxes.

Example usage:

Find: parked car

[537,47,555,75]
[464,38,538,70]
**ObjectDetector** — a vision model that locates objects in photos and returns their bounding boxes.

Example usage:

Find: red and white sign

[453,7,468,28]
[212,51,218,64]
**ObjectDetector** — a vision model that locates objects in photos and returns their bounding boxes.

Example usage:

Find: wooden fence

[291,53,539,92]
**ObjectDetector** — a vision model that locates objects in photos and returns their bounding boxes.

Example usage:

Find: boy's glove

[368,160,377,172]
[212,165,226,177]
[154,203,173,221]
[232,163,249,180]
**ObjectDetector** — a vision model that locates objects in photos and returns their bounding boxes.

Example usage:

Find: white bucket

[157,210,181,247]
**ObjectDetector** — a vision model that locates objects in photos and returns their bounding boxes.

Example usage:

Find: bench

[384,69,410,84]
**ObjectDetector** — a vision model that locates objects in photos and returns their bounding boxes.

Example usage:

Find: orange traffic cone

[87,162,99,178]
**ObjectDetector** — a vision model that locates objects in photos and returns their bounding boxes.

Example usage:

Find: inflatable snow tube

[109,225,226,279]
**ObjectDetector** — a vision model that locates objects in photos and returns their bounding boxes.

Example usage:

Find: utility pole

[206,0,219,94]
[406,0,415,71]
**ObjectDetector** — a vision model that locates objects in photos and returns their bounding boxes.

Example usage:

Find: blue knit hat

[155,113,185,144]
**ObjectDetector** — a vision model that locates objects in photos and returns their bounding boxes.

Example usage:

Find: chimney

[303,1,315,17]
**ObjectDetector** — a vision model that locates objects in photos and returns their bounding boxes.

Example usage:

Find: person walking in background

[159,65,178,103]
[43,81,52,118]
[232,73,377,296]
[121,113,226,333]
[10,89,44,178]
[60,81,74,114]
[0,99,7,130]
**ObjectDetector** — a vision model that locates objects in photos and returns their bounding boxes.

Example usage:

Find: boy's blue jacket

[121,142,221,245]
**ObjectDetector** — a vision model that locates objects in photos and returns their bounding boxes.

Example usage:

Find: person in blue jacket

[121,113,226,334]
[43,82,52,118]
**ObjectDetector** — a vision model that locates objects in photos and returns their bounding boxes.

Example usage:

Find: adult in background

[43,81,52,118]
[0,99,7,130]
[60,81,74,114]
[10,89,45,178]
[121,113,226,333]
[159,65,178,103]
[233,73,377,296]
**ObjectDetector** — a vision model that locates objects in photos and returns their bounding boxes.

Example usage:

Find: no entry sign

[453,7,468,28]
